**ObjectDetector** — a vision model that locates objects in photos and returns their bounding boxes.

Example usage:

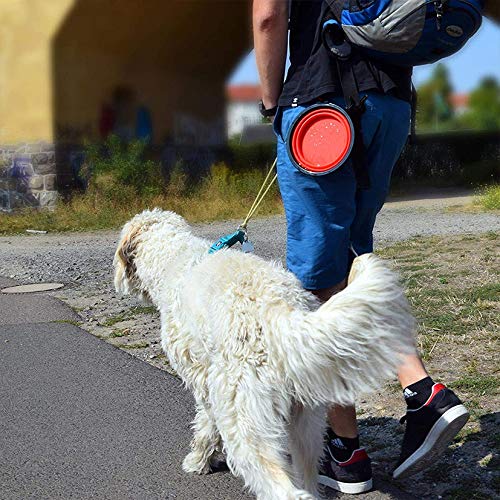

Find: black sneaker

[393,383,469,479]
[319,447,373,494]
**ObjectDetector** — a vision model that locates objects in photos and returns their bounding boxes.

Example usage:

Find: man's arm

[485,0,500,24]
[253,0,289,111]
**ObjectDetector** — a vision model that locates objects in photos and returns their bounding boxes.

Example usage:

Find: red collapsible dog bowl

[286,103,354,176]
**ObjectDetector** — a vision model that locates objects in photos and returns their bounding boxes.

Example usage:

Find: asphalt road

[0,278,249,500]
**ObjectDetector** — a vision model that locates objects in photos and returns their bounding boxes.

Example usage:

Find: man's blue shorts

[274,91,411,290]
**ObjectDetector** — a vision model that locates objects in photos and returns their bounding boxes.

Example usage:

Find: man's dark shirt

[279,0,413,106]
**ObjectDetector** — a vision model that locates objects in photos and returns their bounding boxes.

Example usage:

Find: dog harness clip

[208,226,254,254]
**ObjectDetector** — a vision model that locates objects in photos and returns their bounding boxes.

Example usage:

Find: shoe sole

[318,475,373,494]
[393,404,469,480]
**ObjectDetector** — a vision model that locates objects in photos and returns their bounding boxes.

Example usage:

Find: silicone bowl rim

[286,103,355,177]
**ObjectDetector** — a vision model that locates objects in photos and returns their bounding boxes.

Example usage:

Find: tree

[459,77,500,131]
[416,63,454,130]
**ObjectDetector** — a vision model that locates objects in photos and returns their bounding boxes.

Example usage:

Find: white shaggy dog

[114,209,416,500]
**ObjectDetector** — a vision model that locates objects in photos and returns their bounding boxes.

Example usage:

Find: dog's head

[113,209,189,299]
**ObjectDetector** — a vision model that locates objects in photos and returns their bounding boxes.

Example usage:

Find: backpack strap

[322,14,370,189]
[324,0,344,22]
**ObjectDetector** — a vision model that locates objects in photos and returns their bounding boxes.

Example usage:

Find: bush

[85,136,164,197]
[476,184,500,210]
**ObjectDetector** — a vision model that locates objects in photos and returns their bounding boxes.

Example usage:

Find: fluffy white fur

[113,209,416,500]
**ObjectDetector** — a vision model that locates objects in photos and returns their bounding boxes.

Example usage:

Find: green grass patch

[109,329,128,338]
[103,306,158,327]
[464,283,500,302]
[121,341,149,349]
[379,233,499,361]
[475,184,500,210]
[130,305,157,315]
[450,373,499,395]
[103,313,129,327]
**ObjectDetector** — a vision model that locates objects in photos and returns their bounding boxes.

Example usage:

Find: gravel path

[1,202,498,286]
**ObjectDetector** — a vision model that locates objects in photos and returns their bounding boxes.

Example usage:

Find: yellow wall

[1,0,251,145]
[0,0,74,143]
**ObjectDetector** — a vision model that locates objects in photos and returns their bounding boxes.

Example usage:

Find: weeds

[103,305,159,327]
[451,372,499,395]
[475,184,500,210]
[0,137,282,234]
[121,341,149,349]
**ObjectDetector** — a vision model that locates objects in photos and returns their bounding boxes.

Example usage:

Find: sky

[228,18,500,94]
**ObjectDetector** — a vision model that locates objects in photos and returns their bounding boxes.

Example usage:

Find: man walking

[253,0,475,493]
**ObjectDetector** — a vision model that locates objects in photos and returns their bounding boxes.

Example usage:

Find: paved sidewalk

[0,278,249,500]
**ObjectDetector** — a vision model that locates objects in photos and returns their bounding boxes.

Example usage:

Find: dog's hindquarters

[269,254,416,408]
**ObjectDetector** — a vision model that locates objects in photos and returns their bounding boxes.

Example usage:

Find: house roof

[450,93,470,109]
[226,84,262,102]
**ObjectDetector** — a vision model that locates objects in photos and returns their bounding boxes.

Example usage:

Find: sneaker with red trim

[318,447,373,494]
[393,383,469,479]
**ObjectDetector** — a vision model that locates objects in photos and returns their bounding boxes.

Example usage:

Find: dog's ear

[113,225,142,295]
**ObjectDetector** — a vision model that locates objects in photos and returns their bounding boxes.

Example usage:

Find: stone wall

[0,142,58,211]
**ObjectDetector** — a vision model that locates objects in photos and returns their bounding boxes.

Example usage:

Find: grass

[378,233,499,362]
[0,163,282,235]
[103,305,159,327]
[108,329,128,338]
[121,341,149,349]
[475,184,500,210]
[451,372,499,395]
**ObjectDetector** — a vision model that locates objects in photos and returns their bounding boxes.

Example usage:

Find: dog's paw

[291,490,316,500]
[182,452,211,475]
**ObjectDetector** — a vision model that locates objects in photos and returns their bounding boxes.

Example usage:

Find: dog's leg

[209,366,316,500]
[182,401,221,475]
[288,405,325,497]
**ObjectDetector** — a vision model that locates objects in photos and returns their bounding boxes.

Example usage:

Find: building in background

[450,93,470,115]
[226,85,263,138]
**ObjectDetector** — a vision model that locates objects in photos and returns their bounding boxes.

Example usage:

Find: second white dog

[114,209,416,500]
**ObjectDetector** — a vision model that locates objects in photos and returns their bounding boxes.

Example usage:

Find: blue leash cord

[208,229,246,254]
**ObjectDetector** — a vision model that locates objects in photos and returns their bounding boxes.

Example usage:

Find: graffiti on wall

[0,154,41,211]
[0,140,60,211]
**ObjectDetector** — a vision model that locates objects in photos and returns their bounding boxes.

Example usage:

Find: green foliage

[85,135,164,196]
[417,63,454,130]
[417,66,500,132]
[228,142,276,171]
[476,184,500,210]
[203,162,278,200]
[458,77,500,131]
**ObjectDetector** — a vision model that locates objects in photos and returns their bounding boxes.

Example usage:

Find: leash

[209,158,277,254]
[241,158,278,230]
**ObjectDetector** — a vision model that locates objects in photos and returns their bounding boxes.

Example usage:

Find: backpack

[323,0,484,67]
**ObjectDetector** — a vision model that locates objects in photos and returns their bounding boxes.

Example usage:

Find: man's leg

[327,92,468,483]
[316,92,411,491]
[275,101,374,494]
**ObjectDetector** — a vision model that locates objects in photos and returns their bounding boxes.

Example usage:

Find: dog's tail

[269,254,416,407]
